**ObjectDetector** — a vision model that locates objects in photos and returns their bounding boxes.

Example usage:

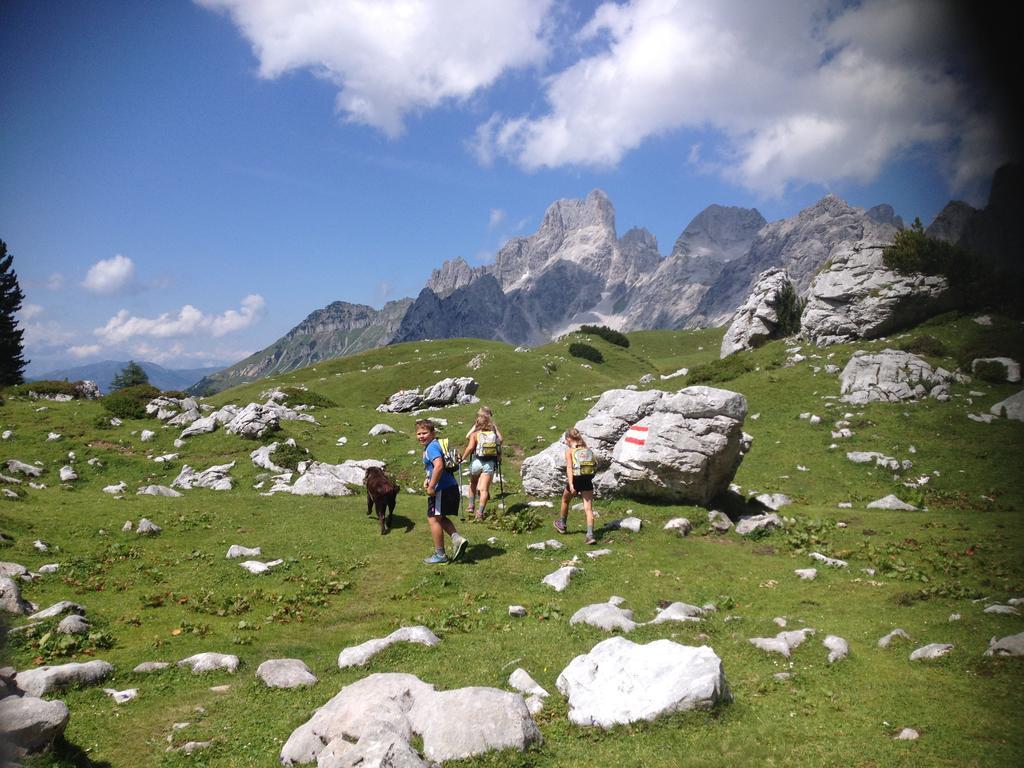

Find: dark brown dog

[365,466,398,535]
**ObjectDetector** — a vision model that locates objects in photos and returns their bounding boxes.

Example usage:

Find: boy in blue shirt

[416,419,468,564]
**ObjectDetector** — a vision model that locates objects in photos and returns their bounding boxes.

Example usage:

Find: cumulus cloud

[477,0,1009,197]
[488,208,506,228]
[94,294,266,344]
[19,304,44,321]
[199,0,552,137]
[67,344,102,359]
[83,254,136,295]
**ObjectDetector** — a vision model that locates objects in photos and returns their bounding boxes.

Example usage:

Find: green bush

[9,379,80,398]
[974,360,1008,383]
[281,386,337,408]
[101,383,160,420]
[685,354,758,385]
[271,442,311,470]
[568,342,604,364]
[898,334,948,358]
[771,282,805,336]
[579,324,630,347]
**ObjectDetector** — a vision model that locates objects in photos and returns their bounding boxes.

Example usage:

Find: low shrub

[101,383,160,420]
[771,282,805,336]
[9,379,80,398]
[579,324,630,347]
[569,342,604,364]
[974,359,1009,383]
[272,442,310,470]
[685,354,758,385]
[281,386,337,408]
[897,334,948,358]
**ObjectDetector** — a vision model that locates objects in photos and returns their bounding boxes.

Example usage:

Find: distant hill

[29,360,223,394]
[188,299,413,395]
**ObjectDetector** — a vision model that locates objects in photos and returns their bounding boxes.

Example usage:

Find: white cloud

[199,0,553,137]
[19,304,44,321]
[83,254,136,295]
[94,294,266,344]
[67,344,103,359]
[479,0,1008,197]
[46,273,64,291]
[488,208,506,228]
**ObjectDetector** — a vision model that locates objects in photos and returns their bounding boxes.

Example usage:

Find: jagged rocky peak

[539,189,616,236]
[671,204,767,261]
[866,204,904,230]
[285,300,409,338]
[613,227,662,284]
[926,201,978,244]
[426,256,478,298]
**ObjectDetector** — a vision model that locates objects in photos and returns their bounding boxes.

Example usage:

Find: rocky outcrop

[0,690,70,757]
[800,241,956,346]
[671,204,766,262]
[377,378,479,413]
[172,462,235,491]
[720,268,794,357]
[280,672,540,765]
[15,661,114,698]
[521,386,748,504]
[840,350,955,404]
[556,637,731,727]
[264,460,386,497]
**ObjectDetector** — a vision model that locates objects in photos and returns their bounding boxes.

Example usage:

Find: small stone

[948,613,961,622]
[508,605,527,617]
[663,517,692,535]
[909,643,953,661]
[895,728,919,741]
[878,628,911,648]
[794,568,817,580]
[823,635,849,662]
[103,687,138,704]
[134,661,171,673]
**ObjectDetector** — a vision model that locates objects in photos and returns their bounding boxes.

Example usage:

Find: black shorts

[568,475,594,493]
[427,486,460,518]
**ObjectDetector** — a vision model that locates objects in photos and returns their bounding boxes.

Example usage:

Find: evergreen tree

[110,360,149,391]
[0,239,28,386]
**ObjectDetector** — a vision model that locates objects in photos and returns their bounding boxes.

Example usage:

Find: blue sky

[2,0,1013,374]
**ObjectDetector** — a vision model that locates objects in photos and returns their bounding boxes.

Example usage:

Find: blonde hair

[415,418,435,433]
[474,412,494,431]
[564,428,587,447]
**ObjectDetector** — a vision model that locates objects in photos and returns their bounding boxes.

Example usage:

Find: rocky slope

[188,299,411,394]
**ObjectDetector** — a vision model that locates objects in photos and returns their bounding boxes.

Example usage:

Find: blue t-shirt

[423,439,459,489]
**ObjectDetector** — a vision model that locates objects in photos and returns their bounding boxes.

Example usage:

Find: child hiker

[416,418,468,564]
[554,428,598,544]
[461,408,501,521]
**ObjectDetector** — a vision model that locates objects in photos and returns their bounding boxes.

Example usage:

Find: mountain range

[30,360,222,394]
[188,165,1020,395]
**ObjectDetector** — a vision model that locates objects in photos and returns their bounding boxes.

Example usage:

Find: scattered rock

[239,559,283,575]
[0,693,70,754]
[794,568,817,581]
[663,518,692,535]
[983,604,1019,615]
[749,628,816,657]
[647,602,704,624]
[526,539,563,551]
[607,516,641,533]
[225,403,281,438]
[337,626,441,669]
[878,628,911,648]
[720,268,795,358]
[984,632,1024,657]
[172,462,235,491]
[809,552,847,568]
[556,636,731,727]
[29,601,84,621]
[177,653,239,674]
[140,429,156,442]
[256,658,318,689]
[5,460,42,477]
[265,459,385,497]
[867,494,917,510]
[909,643,953,661]
[895,728,920,741]
[708,510,733,533]
[133,661,170,673]
[971,357,1021,383]
[839,350,953,404]
[541,566,581,592]
[570,601,639,633]
[735,513,781,535]
[508,605,527,617]
[280,672,540,765]
[990,390,1024,422]
[823,635,849,662]
[226,545,261,559]
[58,466,77,482]
[15,660,114,697]
[377,377,480,413]
[136,485,181,497]
[136,518,162,535]
[102,687,138,704]
[56,615,89,635]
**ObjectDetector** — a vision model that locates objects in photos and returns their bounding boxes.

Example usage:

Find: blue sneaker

[423,552,448,564]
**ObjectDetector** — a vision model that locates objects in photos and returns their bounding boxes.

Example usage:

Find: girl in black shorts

[553,428,597,544]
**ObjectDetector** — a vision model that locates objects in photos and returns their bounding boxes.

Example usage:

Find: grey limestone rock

[823,635,849,662]
[720,268,794,358]
[909,643,953,661]
[177,652,239,674]
[226,545,261,559]
[136,485,181,497]
[867,494,917,510]
[990,390,1024,421]
[15,660,114,697]
[794,568,817,580]
[542,566,581,592]
[133,661,170,673]
[136,518,162,535]
[1,575,33,615]
[5,459,42,477]
[664,517,692,535]
[708,510,733,533]
[735,513,781,535]
[29,601,85,621]
[58,465,77,482]
[256,658,318,689]
[878,628,911,648]
[985,632,1024,657]
[971,356,1021,383]
[179,415,217,438]
[809,552,847,568]
[0,694,70,755]
[647,602,704,624]
[569,601,639,633]
[337,626,440,669]
[749,628,815,657]
[839,349,953,404]
[172,462,235,491]
[266,459,385,497]
[56,615,89,635]
[225,403,280,438]
[556,636,730,728]
[377,378,479,413]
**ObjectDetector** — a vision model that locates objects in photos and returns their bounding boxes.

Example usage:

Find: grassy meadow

[2,313,1023,767]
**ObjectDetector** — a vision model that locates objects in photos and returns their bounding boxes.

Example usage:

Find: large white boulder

[0,694,70,754]
[172,462,235,491]
[556,637,730,728]
[991,390,1024,421]
[267,460,386,497]
[840,349,954,404]
[279,672,540,766]
[720,268,794,358]
[225,403,280,438]
[377,378,479,413]
[15,660,114,697]
[337,626,440,669]
[801,240,955,346]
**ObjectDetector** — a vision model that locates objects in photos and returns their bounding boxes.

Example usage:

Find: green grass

[2,317,1023,767]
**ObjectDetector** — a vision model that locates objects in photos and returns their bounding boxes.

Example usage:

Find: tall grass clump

[101,383,160,420]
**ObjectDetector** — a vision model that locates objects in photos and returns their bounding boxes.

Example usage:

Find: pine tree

[110,360,149,391]
[0,239,28,386]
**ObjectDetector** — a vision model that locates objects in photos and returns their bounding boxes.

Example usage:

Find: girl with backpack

[554,427,597,544]
[461,408,501,521]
